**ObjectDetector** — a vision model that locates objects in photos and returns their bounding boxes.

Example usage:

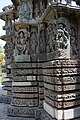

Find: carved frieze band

[12,81,37,86]
[11,60,80,68]
[13,93,38,98]
[45,96,80,109]
[13,76,36,81]
[44,76,80,84]
[45,89,80,101]
[11,63,37,69]
[11,98,38,107]
[2,81,12,86]
[11,67,80,76]
[44,83,80,91]
[8,106,37,117]
[12,86,38,93]
[12,69,38,75]
[43,68,79,76]
[43,60,80,68]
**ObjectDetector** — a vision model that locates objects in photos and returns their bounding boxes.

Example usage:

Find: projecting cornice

[38,4,80,24]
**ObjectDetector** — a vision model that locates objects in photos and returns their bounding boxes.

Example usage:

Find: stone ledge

[12,81,37,86]
[11,63,37,69]
[44,101,80,120]
[45,96,80,109]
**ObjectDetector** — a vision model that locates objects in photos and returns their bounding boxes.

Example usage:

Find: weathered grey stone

[13,93,38,98]
[12,69,37,75]
[11,98,38,107]
[15,55,30,62]
[13,76,36,81]
[1,1,80,120]
[12,86,38,93]
[8,106,37,117]
[12,81,37,86]
[44,83,80,91]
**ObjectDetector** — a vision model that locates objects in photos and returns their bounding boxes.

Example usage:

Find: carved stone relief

[70,27,78,58]
[39,1,45,16]
[8,107,36,117]
[14,28,30,56]
[56,23,69,50]
[46,17,70,58]
[4,41,14,63]
[19,0,31,21]
[6,19,13,36]
[47,21,56,52]
[34,2,40,19]
[39,24,47,53]
[11,98,38,106]
[30,28,37,54]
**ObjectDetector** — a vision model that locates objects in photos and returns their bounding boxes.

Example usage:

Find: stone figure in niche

[39,29,47,53]
[30,31,37,54]
[70,27,78,56]
[15,29,30,56]
[19,1,31,21]
[47,22,56,52]
[56,23,69,50]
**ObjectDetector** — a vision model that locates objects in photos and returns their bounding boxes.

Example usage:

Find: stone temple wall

[0,0,80,120]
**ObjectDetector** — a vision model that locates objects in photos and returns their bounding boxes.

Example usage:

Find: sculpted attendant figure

[30,31,37,54]
[15,29,30,56]
[39,29,47,53]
